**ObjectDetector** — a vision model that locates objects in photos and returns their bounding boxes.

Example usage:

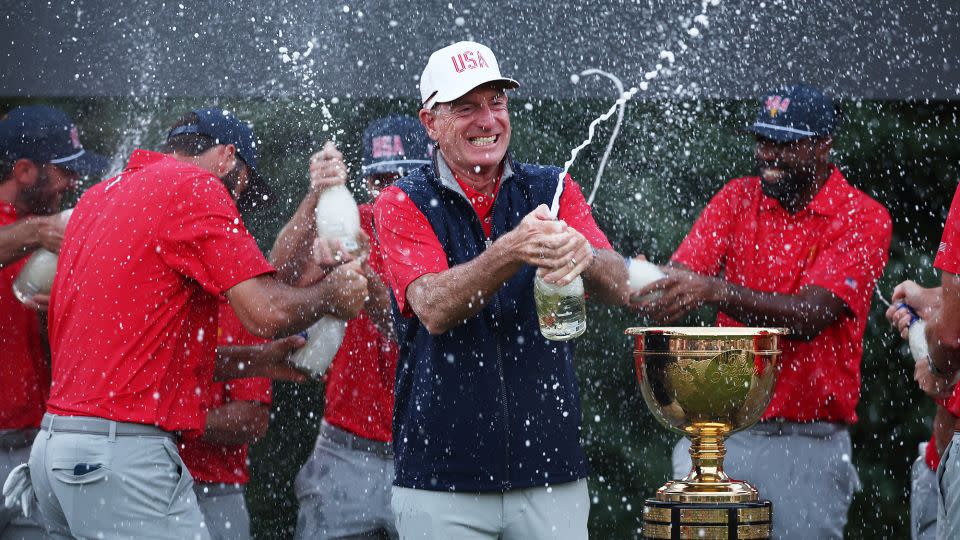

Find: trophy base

[656,479,758,503]
[642,499,772,539]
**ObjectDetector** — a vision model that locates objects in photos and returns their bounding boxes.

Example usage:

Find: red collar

[758,165,847,217]
[452,168,504,203]
[123,149,180,173]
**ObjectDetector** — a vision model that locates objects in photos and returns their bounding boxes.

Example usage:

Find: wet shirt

[179,301,271,485]
[46,150,274,432]
[375,167,612,317]
[0,201,49,429]
[672,166,891,424]
[934,181,960,274]
[323,203,397,443]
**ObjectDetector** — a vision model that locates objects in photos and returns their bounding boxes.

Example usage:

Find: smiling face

[419,83,511,185]
[18,161,78,215]
[755,135,830,207]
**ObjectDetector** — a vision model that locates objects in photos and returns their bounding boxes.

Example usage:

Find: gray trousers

[937,433,960,540]
[28,414,209,540]
[194,483,249,540]
[672,422,860,540]
[391,479,589,540]
[0,431,46,540]
[294,421,397,540]
[913,443,938,540]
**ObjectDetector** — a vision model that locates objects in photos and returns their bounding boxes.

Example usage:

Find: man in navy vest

[374,41,629,540]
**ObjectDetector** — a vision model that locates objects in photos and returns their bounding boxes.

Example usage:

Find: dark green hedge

[4,96,958,539]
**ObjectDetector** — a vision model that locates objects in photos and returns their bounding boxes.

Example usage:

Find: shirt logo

[844,277,858,290]
[765,96,791,118]
[940,241,948,253]
[372,135,405,158]
[69,125,82,149]
[451,50,490,73]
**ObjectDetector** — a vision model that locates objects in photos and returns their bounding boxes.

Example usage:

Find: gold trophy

[625,327,786,540]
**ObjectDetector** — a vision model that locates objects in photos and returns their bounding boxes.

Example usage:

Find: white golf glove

[2,464,34,517]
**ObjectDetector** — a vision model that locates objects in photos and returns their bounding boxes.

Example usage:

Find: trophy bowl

[625,326,785,504]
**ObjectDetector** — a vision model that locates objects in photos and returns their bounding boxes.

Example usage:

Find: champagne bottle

[289,185,362,377]
[535,274,586,341]
[12,209,73,304]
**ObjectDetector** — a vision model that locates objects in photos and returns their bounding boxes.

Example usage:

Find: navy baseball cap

[167,107,274,208]
[361,115,432,177]
[744,84,837,142]
[0,105,109,176]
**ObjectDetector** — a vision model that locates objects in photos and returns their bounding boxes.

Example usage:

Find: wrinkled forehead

[441,83,509,107]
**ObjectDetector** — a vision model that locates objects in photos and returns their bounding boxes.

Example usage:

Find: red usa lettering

[451,51,490,73]
[372,135,405,158]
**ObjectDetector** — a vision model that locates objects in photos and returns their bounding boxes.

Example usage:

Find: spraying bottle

[314,184,362,257]
[288,184,362,377]
[627,257,666,301]
[12,209,72,304]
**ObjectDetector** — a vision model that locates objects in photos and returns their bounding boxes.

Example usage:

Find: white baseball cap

[419,41,520,109]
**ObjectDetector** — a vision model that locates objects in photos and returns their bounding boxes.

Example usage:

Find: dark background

[1,94,956,538]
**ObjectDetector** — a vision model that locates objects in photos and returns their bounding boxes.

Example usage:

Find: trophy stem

[686,422,730,484]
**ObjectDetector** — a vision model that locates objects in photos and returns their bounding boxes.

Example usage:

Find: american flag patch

[844,277,858,289]
[940,242,948,253]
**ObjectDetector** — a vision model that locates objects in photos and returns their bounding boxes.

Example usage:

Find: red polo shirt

[46,150,274,432]
[323,203,398,442]
[672,166,891,424]
[0,202,49,429]
[375,171,612,316]
[935,181,960,274]
[179,301,272,485]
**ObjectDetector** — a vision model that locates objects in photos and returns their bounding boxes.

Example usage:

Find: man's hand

[504,204,594,286]
[315,259,368,320]
[633,266,721,323]
[219,334,310,382]
[24,294,50,312]
[887,280,941,338]
[914,355,953,400]
[309,141,349,191]
[35,213,68,253]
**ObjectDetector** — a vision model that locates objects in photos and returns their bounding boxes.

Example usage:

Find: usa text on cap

[420,41,519,109]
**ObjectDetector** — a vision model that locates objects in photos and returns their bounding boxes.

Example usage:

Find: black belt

[752,420,847,438]
[319,421,393,459]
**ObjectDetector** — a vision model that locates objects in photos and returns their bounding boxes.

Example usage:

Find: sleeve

[158,174,274,295]
[943,383,960,417]
[935,182,960,275]
[800,201,892,319]
[670,179,742,276]
[373,186,449,317]
[556,175,612,249]
[225,377,273,405]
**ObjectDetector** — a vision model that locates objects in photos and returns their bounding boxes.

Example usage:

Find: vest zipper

[439,173,512,489]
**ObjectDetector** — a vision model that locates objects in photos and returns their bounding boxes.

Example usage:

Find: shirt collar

[758,164,847,217]
[123,149,176,173]
[435,151,514,203]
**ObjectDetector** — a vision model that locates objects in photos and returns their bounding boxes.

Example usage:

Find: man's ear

[418,109,440,142]
[217,144,238,176]
[10,159,40,187]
